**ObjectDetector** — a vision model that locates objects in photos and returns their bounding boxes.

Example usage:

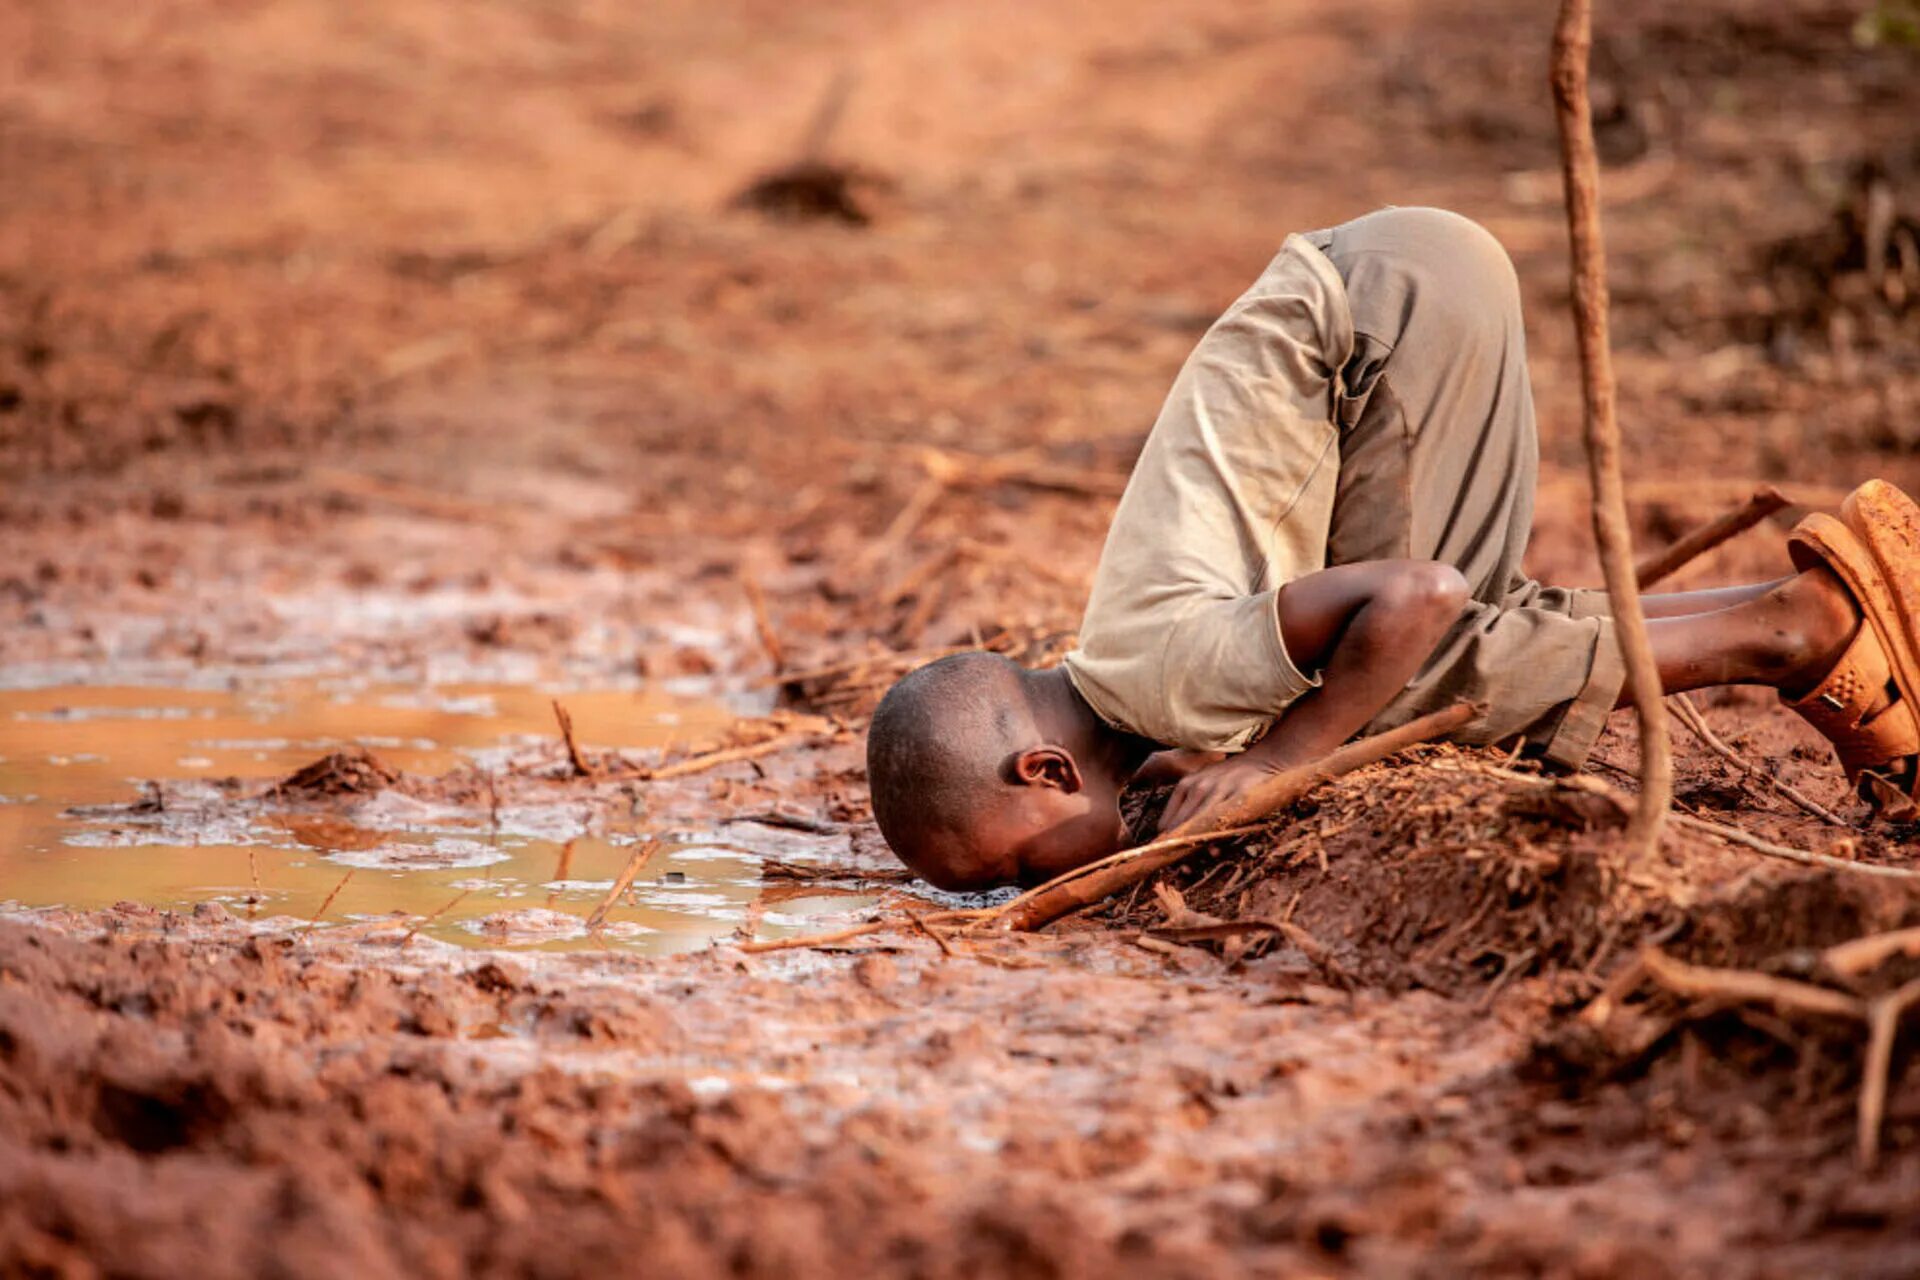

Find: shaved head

[866,652,1032,886]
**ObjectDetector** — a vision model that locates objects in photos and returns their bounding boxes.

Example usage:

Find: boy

[866,207,1920,891]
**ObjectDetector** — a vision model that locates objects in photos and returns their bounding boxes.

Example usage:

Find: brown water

[0,682,879,952]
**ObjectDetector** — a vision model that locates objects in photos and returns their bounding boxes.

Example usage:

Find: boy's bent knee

[1390,561,1472,615]
[1365,561,1471,646]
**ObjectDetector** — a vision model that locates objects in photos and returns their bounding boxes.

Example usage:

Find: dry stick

[1669,693,1852,828]
[546,837,579,907]
[741,571,786,673]
[1001,702,1478,932]
[640,731,816,782]
[1641,948,1868,1021]
[905,908,957,959]
[1580,952,1650,1027]
[1825,927,1920,979]
[738,921,896,954]
[764,648,921,688]
[1859,975,1920,1168]
[1552,0,1672,854]
[736,909,990,954]
[551,699,595,779]
[955,537,1087,591]
[970,823,1273,934]
[878,544,963,610]
[399,889,471,947]
[1628,936,1920,1166]
[797,67,857,162]
[300,870,356,936]
[586,838,662,930]
[1671,812,1920,881]
[1635,485,1792,589]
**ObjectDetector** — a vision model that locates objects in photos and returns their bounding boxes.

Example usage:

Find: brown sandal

[1786,481,1920,808]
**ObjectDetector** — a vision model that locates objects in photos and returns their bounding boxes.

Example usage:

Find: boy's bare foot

[1773,566,1866,698]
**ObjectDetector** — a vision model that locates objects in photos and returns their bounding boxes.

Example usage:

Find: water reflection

[0,682,878,952]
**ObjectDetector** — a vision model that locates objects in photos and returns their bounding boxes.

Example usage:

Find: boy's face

[968,761,1128,887]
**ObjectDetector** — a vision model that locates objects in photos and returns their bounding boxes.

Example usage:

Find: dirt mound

[269,748,400,799]
[1111,750,1911,995]
[1098,750,1920,1194]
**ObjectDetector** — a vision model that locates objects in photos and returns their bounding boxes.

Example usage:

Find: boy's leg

[1631,570,1855,700]
[1309,207,1881,771]
[1306,206,1911,792]
[1305,206,1624,764]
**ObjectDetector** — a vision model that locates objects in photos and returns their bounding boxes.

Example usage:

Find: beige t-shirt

[1061,234,1354,751]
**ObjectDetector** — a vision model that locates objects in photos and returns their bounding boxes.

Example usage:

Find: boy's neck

[1025,666,1157,784]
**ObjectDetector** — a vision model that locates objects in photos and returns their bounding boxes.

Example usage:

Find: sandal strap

[1782,623,1920,776]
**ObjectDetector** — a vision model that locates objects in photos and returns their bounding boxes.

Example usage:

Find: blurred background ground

[3,0,1916,678]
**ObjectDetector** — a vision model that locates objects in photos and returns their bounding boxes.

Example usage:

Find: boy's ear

[1011,745,1083,794]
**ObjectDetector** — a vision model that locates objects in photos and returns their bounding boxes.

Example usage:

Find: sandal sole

[1844,480,1920,697]
[1791,497,1920,800]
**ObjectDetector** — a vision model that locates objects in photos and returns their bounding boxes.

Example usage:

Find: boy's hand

[1154,559,1474,837]
[1157,755,1278,833]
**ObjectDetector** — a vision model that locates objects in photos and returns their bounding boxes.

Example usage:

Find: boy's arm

[1156,560,1470,832]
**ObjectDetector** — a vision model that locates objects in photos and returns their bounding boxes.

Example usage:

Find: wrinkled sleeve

[1061,235,1352,751]
[1155,590,1322,751]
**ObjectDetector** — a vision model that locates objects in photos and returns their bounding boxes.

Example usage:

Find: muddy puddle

[0,681,882,952]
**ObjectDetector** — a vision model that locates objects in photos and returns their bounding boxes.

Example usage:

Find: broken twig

[1669,693,1851,828]
[1671,811,1920,881]
[915,444,1128,500]
[971,823,1273,935]
[1824,927,1920,980]
[742,571,787,672]
[300,870,356,936]
[551,699,596,779]
[586,838,662,930]
[640,730,818,782]
[1636,485,1792,589]
[1859,976,1920,1168]
[736,908,989,954]
[906,908,958,959]
[852,474,947,584]
[400,889,472,946]
[1641,948,1866,1021]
